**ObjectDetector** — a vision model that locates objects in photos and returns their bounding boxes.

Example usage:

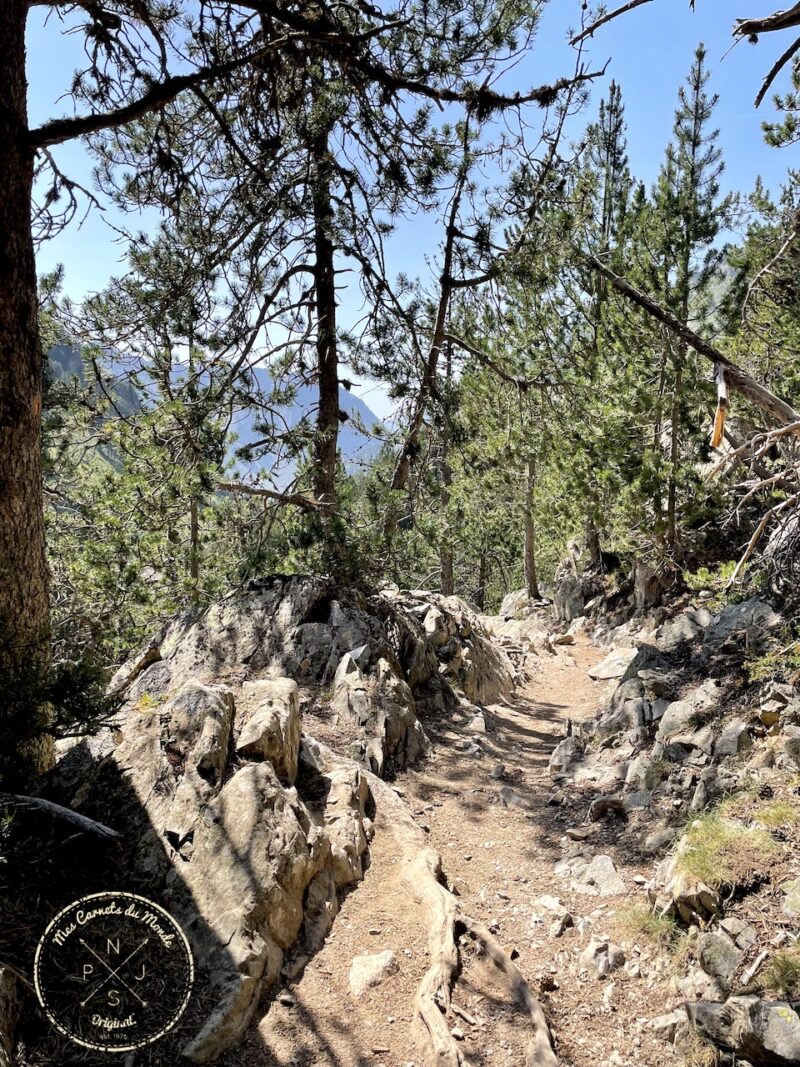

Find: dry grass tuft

[676,814,776,889]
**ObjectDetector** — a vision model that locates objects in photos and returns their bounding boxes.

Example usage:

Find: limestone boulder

[686,997,800,1066]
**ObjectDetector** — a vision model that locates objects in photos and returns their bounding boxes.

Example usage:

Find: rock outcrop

[50,576,515,1062]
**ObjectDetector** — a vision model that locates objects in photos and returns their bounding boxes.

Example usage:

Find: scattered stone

[566,826,593,841]
[715,719,751,757]
[644,826,679,859]
[650,838,721,923]
[349,951,398,997]
[490,762,505,779]
[703,598,781,651]
[498,786,526,810]
[623,790,651,811]
[468,711,490,733]
[656,613,703,652]
[780,878,800,917]
[550,913,574,938]
[698,930,743,991]
[577,855,626,896]
[549,736,578,773]
[650,1008,688,1042]
[580,936,625,978]
[657,681,720,742]
[553,633,575,645]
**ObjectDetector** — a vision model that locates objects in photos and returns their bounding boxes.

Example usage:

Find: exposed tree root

[408,847,462,1066]
[364,771,559,1066]
[460,917,559,1067]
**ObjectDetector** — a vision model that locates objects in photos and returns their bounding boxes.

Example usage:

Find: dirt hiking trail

[225,636,673,1067]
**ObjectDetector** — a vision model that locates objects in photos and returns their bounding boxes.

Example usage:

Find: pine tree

[651,43,732,553]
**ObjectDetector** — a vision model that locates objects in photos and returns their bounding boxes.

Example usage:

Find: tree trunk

[0,0,53,784]
[311,126,338,518]
[475,551,487,610]
[439,343,454,596]
[585,515,601,567]
[189,497,200,599]
[667,362,682,551]
[523,459,540,600]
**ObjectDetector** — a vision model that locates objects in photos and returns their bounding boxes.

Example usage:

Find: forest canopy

[1,0,800,780]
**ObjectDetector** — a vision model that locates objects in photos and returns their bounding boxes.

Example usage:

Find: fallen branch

[728,494,798,585]
[586,254,800,431]
[0,793,120,840]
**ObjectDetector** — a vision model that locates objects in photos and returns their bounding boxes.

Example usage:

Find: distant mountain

[47,345,383,475]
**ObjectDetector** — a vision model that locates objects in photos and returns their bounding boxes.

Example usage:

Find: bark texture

[311,127,339,517]
[0,1,53,781]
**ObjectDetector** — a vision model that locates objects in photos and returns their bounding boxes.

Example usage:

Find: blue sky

[27,2,795,418]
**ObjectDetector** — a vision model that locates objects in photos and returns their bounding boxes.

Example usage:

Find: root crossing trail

[237,636,668,1067]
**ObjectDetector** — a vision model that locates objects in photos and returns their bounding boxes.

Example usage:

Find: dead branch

[729,493,799,584]
[570,0,655,45]
[754,33,800,105]
[708,419,800,479]
[734,3,800,38]
[587,254,800,430]
[216,481,326,511]
[0,793,120,839]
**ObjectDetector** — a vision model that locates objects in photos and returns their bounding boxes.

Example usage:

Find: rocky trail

[224,636,671,1067]
[8,577,800,1067]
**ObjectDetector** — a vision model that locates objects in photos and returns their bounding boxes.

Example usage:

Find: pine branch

[29,37,294,148]
[442,332,537,390]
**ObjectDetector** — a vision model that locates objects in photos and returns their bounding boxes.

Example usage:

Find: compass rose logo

[34,891,194,1052]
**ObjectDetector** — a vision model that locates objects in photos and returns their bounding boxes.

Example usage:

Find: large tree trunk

[311,126,338,518]
[0,1,53,784]
[523,459,540,599]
